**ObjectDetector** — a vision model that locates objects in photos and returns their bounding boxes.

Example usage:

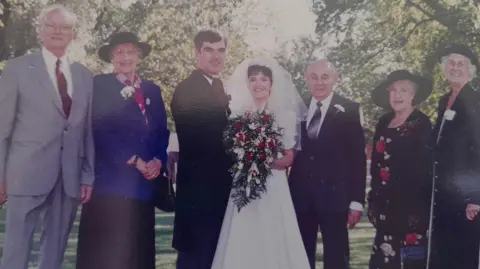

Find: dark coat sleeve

[150,84,169,166]
[368,114,391,210]
[397,114,432,232]
[345,104,367,206]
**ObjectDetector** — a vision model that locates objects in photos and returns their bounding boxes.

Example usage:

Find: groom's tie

[307,102,323,139]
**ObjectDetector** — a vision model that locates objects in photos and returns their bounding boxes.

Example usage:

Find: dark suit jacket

[91,74,169,201]
[171,70,232,252]
[289,93,366,213]
[433,83,480,211]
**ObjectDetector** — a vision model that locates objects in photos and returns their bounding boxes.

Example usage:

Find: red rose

[268,140,275,149]
[257,128,262,132]
[244,135,249,141]
[260,154,266,160]
[237,133,245,141]
[263,115,269,121]
[376,140,385,153]
[259,142,266,150]
[405,233,417,245]
[247,153,253,160]
[235,122,242,130]
[380,168,390,182]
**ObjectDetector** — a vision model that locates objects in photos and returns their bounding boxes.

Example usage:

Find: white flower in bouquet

[234,147,245,159]
[120,86,135,100]
[249,162,259,176]
[249,123,256,130]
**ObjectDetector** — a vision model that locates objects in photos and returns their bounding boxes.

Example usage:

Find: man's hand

[80,184,93,204]
[466,204,480,220]
[0,182,7,206]
[348,210,362,229]
[144,158,162,181]
[167,152,179,182]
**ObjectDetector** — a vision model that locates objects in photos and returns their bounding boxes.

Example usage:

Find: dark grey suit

[0,51,94,269]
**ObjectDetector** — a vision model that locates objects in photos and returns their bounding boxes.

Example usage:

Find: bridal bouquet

[223,110,284,212]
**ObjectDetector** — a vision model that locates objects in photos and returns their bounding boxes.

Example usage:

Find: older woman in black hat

[429,44,480,269]
[367,70,433,269]
[75,32,170,269]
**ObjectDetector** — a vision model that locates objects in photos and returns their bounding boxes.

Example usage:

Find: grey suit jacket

[0,51,94,198]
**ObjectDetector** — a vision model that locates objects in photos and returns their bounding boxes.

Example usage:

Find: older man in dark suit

[289,59,367,269]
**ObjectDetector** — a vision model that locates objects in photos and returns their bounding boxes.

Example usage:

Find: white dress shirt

[203,74,213,85]
[307,92,363,212]
[42,47,73,98]
[306,91,334,137]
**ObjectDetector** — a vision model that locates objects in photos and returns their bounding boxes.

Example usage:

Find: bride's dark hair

[247,65,273,82]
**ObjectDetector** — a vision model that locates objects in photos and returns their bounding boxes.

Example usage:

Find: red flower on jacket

[376,139,386,153]
[380,167,390,182]
[405,233,418,245]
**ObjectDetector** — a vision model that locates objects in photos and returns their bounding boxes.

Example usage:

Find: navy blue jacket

[91,74,169,201]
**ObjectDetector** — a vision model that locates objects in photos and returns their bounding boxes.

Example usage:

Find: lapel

[316,94,341,139]
[68,63,86,123]
[140,81,154,129]
[30,52,65,117]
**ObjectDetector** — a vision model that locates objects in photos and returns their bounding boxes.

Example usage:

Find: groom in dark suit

[171,30,232,269]
[289,59,366,269]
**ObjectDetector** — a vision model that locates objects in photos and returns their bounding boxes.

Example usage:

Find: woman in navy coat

[76,32,169,269]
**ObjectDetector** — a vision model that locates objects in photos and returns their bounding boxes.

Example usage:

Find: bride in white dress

[211,58,311,269]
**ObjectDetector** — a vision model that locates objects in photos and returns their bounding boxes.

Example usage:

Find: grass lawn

[0,207,376,269]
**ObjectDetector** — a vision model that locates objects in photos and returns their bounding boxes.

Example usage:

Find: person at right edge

[429,43,480,269]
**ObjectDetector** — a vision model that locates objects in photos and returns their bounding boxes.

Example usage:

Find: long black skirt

[76,192,156,269]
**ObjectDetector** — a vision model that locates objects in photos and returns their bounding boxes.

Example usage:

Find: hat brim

[437,45,480,71]
[372,75,433,110]
[98,42,151,63]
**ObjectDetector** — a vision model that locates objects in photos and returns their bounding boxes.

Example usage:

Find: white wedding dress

[211,110,310,269]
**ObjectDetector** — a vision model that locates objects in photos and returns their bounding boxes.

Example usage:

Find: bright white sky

[241,0,317,54]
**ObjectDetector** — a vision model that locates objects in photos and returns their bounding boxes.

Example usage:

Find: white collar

[42,47,69,67]
[310,91,334,108]
[203,74,213,85]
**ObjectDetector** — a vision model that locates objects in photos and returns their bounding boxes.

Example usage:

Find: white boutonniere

[120,86,135,100]
[334,104,345,113]
[146,98,151,106]
[444,109,456,121]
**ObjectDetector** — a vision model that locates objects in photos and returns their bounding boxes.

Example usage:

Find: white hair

[306,59,337,73]
[37,4,78,33]
[440,54,477,79]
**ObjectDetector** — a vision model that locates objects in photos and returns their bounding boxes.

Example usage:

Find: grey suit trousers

[0,179,79,269]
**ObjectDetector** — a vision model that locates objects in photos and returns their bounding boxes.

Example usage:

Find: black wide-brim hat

[372,69,433,109]
[437,43,480,70]
[98,32,151,63]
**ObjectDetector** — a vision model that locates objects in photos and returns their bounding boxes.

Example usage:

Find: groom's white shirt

[203,75,213,85]
[306,92,363,212]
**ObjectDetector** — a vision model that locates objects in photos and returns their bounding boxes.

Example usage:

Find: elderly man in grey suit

[0,4,94,269]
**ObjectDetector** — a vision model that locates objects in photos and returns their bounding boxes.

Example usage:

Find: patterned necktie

[125,78,148,126]
[307,102,323,139]
[55,59,72,117]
